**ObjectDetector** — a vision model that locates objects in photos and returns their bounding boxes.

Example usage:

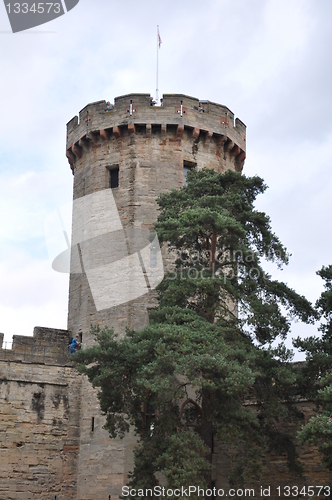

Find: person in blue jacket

[69,336,77,354]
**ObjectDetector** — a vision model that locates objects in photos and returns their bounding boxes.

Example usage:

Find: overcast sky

[0,0,331,358]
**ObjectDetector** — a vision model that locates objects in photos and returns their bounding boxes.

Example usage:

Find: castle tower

[66,93,246,499]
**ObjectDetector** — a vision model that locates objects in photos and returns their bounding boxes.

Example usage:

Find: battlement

[0,327,71,365]
[66,93,246,171]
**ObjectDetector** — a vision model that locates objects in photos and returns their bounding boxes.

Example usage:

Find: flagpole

[156,25,159,105]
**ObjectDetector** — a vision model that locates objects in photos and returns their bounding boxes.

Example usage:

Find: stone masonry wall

[76,379,136,500]
[213,400,332,499]
[0,328,81,500]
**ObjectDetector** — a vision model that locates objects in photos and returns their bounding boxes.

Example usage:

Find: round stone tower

[65,93,246,499]
[66,93,246,341]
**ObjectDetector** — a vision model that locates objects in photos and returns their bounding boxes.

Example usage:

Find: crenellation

[235,116,246,134]
[78,100,106,125]
[158,93,198,107]
[66,94,247,167]
[0,327,71,365]
[66,115,78,135]
[32,326,70,343]
[114,92,151,108]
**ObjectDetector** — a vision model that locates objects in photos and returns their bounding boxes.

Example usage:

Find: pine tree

[75,169,315,492]
[294,265,332,470]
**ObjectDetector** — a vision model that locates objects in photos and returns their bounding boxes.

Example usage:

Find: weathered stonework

[213,400,332,498]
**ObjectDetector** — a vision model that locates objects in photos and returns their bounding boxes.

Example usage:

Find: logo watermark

[3,0,79,33]
[164,248,272,283]
[122,485,331,498]
[44,189,164,311]
[122,485,256,497]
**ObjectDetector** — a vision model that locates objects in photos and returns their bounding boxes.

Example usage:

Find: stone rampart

[0,328,81,500]
[0,327,71,365]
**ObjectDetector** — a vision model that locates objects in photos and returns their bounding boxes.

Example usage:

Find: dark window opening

[183,160,196,186]
[151,124,161,134]
[142,400,156,434]
[135,124,146,134]
[91,417,95,432]
[167,124,177,135]
[109,166,119,189]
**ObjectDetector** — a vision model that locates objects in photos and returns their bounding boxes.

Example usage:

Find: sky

[0,0,331,358]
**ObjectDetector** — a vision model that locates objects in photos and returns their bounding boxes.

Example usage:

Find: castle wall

[213,400,332,498]
[0,328,81,500]
[76,381,136,500]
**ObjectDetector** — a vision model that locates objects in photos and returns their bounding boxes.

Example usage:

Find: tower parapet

[66,93,246,173]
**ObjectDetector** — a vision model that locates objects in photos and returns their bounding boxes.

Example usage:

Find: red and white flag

[158,27,162,48]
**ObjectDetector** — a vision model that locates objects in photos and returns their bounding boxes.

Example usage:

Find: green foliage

[75,169,316,488]
[294,265,332,470]
[76,309,303,488]
[155,169,314,341]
